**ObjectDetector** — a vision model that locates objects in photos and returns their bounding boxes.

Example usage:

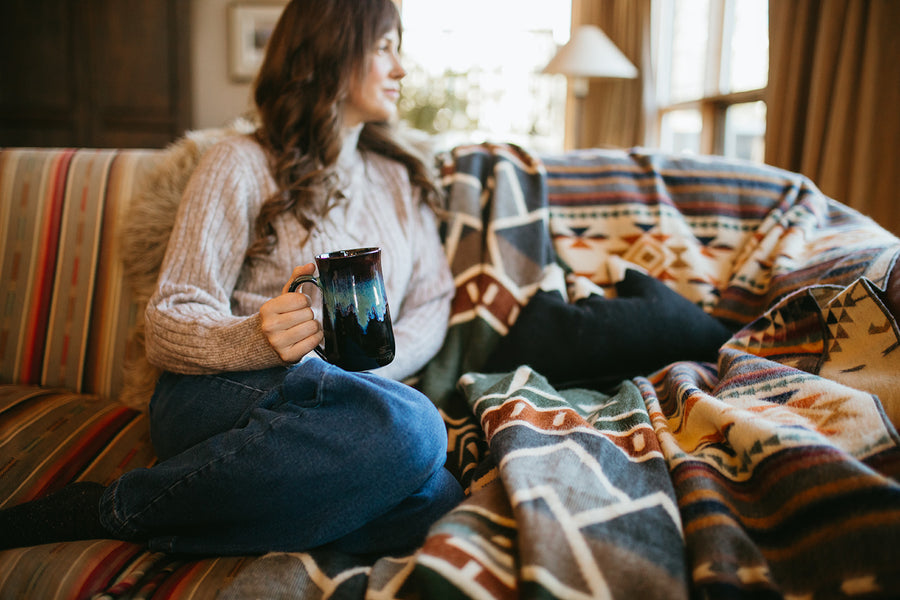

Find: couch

[1,134,899,599]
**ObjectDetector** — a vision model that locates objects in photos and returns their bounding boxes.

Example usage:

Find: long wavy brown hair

[247,0,441,260]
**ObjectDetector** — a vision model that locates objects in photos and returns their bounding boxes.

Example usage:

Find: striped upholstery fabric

[0,149,158,397]
[0,148,272,598]
[0,539,254,599]
[0,386,155,505]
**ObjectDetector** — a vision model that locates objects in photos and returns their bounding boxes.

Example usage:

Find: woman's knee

[337,372,448,488]
[282,360,450,492]
[386,388,449,478]
[357,379,447,475]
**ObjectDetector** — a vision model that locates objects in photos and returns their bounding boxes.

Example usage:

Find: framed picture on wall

[227,2,286,82]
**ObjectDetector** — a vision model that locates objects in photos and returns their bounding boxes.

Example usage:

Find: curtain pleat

[767,0,900,235]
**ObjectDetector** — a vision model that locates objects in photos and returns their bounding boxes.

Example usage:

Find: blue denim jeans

[98,358,463,555]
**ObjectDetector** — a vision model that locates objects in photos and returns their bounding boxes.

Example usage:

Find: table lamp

[543,24,638,148]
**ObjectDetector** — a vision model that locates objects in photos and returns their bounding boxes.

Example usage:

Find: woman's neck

[338,124,364,170]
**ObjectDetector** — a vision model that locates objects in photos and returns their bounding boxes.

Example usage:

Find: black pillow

[481,269,733,390]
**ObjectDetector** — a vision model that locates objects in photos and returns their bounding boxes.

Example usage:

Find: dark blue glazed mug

[288,247,395,371]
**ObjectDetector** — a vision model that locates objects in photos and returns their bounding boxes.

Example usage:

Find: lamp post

[543,25,638,149]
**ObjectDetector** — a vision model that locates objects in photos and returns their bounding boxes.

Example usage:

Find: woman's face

[343,29,405,128]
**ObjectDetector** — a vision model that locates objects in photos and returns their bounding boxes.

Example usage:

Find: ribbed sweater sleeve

[144,141,284,374]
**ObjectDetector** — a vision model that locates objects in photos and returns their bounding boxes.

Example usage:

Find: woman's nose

[391,54,406,79]
[391,65,406,79]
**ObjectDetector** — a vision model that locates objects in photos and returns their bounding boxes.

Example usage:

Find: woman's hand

[259,263,324,363]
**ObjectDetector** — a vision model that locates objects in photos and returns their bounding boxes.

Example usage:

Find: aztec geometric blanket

[221,144,900,599]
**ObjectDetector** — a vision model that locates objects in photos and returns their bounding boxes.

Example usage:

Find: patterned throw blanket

[223,145,900,599]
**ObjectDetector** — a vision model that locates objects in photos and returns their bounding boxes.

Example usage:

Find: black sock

[0,481,112,549]
[482,269,733,389]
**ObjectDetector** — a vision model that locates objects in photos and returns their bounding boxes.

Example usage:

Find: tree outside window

[397,0,571,154]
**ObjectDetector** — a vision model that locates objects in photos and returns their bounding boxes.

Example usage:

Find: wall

[191,0,267,129]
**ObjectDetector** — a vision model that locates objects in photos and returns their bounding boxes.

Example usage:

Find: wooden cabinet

[0,0,191,148]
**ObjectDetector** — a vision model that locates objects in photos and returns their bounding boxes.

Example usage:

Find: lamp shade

[543,24,638,79]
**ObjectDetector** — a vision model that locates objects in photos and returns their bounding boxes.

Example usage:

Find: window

[653,0,768,161]
[398,1,571,153]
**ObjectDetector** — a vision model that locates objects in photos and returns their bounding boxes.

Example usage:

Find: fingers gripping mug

[288,247,395,371]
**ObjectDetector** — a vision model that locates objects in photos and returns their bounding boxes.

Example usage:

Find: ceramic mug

[288,247,395,371]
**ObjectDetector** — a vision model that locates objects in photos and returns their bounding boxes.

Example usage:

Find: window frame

[652,0,767,156]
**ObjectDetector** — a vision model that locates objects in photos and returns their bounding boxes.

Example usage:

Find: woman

[0,0,462,555]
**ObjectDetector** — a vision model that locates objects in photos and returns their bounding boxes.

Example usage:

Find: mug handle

[288,274,328,362]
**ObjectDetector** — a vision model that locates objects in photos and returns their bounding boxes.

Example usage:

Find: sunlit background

[398,0,767,161]
[398,0,571,153]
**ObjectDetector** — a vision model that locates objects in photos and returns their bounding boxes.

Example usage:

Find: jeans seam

[100,478,132,538]
[209,373,272,395]
[314,367,327,408]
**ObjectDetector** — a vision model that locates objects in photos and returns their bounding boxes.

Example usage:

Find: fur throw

[117,117,257,410]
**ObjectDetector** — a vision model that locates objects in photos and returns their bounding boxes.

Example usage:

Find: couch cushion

[0,539,255,599]
[0,149,160,399]
[0,385,155,505]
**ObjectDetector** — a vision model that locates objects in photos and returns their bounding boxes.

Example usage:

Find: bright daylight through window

[397,0,767,162]
[398,0,571,153]
[654,0,768,161]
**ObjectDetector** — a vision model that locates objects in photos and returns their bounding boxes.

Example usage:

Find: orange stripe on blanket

[419,533,516,597]
[673,447,837,498]
[762,509,900,562]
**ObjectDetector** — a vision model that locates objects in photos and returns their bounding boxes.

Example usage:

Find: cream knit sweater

[144,128,453,381]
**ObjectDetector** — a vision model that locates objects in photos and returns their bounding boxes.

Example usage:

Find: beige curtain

[570,0,653,149]
[767,0,900,235]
